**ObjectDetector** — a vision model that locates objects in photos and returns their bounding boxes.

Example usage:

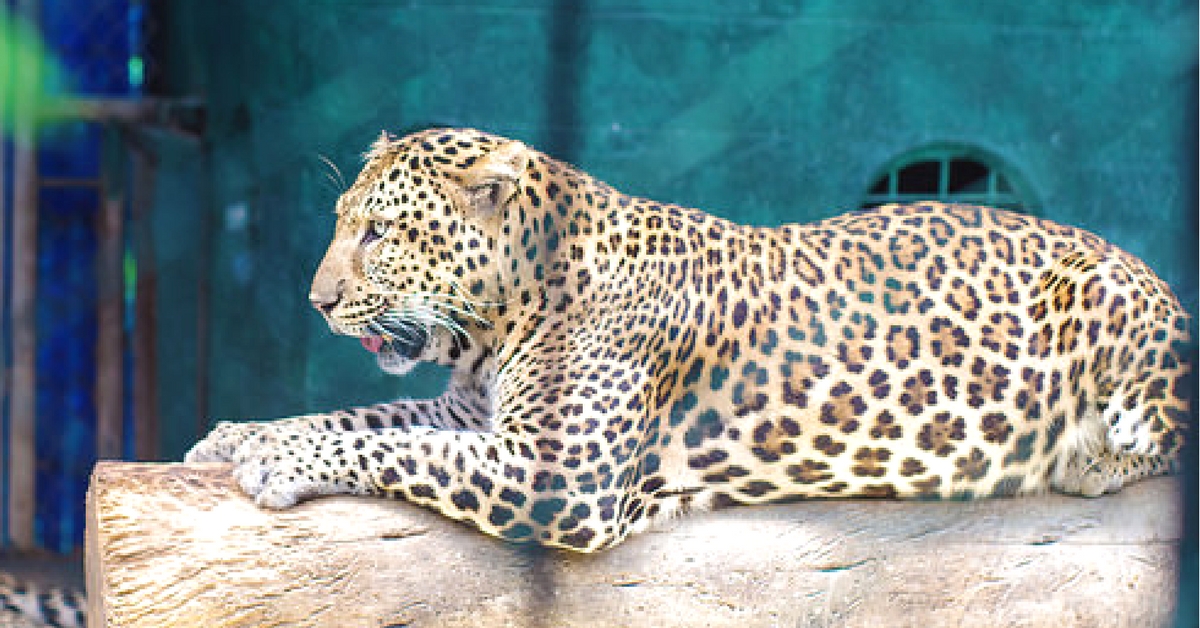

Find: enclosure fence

[1,0,202,552]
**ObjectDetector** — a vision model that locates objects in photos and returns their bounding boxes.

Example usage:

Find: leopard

[0,571,84,628]
[187,127,1193,553]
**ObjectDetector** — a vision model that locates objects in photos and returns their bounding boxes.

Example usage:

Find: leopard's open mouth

[360,328,428,361]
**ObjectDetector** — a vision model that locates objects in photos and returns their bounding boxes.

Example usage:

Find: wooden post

[6,0,42,549]
[86,462,1183,627]
[95,125,127,461]
[0,0,9,548]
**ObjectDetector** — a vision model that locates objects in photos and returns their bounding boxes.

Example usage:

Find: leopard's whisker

[377,313,426,343]
[316,152,348,192]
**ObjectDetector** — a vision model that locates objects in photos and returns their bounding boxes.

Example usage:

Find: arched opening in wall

[862,145,1037,214]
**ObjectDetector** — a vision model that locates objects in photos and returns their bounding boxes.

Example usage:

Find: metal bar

[8,0,40,549]
[45,97,206,138]
[862,193,1020,205]
[95,126,125,460]
[128,133,160,461]
[195,143,215,441]
[45,98,157,122]
[938,158,949,198]
[39,177,102,189]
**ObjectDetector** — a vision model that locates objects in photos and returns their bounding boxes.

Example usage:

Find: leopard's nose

[309,279,345,316]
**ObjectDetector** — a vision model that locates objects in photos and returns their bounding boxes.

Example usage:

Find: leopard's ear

[462,140,528,216]
[365,130,398,161]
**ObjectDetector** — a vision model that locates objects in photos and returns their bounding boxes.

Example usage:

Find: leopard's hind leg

[1096,270,1192,464]
[1055,451,1179,497]
[1044,251,1193,495]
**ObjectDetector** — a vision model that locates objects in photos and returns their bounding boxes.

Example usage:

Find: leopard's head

[309,129,529,375]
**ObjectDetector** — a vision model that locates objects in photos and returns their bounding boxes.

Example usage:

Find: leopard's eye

[467,182,505,213]
[364,219,390,243]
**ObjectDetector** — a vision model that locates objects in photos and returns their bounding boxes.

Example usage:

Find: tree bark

[86,461,1182,627]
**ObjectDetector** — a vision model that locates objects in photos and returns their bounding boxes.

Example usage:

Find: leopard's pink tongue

[360,336,384,353]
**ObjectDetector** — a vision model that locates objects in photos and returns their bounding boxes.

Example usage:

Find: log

[86,461,1182,627]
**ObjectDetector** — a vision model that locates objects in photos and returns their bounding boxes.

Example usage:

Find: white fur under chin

[377,352,419,376]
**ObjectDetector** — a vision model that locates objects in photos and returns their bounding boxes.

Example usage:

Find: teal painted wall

[153,0,1197,458]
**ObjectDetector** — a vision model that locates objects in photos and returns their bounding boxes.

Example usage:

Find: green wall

[153,0,1197,458]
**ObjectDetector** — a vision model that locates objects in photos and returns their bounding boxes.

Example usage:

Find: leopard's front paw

[228,429,367,509]
[185,420,266,463]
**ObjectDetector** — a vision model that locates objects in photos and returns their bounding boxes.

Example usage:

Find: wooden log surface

[86,461,1182,627]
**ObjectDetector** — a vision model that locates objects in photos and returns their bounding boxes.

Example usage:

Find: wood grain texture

[87,462,1181,627]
